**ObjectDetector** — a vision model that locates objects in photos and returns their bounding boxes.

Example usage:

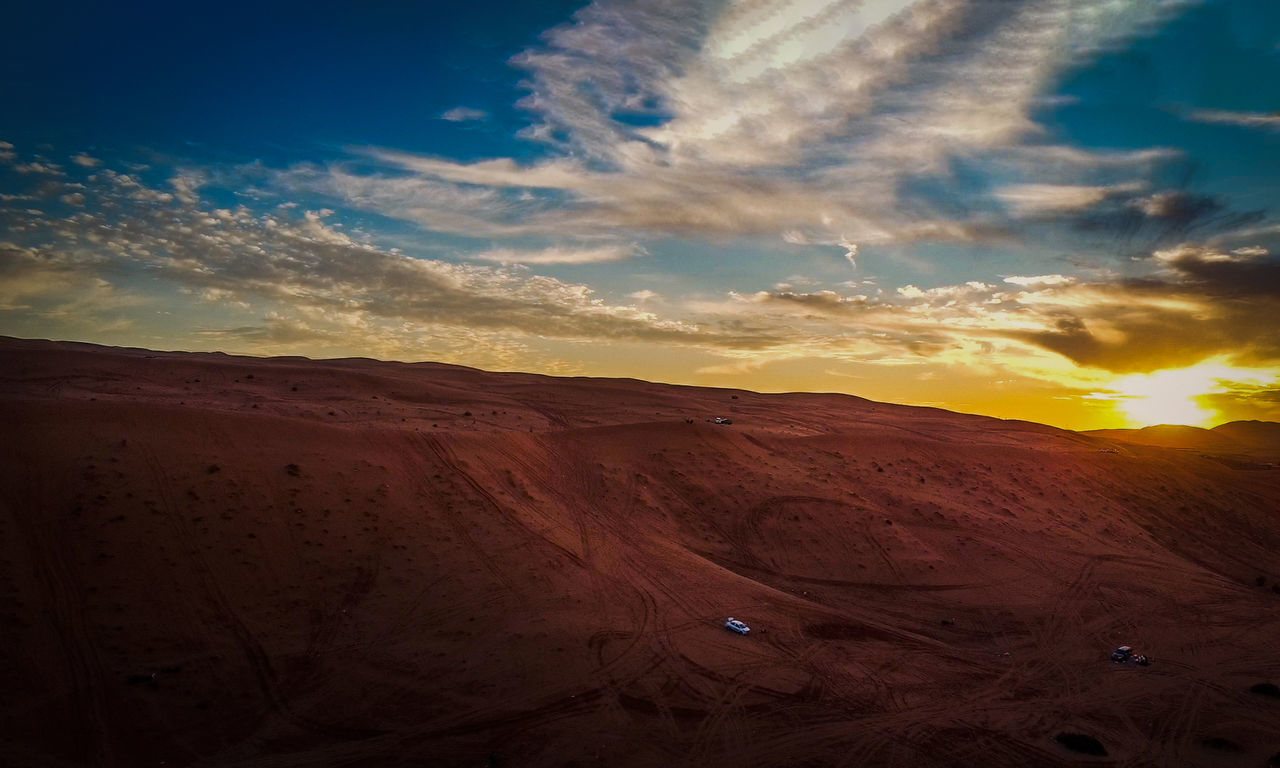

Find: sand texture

[2,337,1278,767]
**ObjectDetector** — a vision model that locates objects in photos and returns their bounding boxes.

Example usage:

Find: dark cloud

[1067,190,1266,250]
[1152,244,1280,298]
[1005,245,1280,372]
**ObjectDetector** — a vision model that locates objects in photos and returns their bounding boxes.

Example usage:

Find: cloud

[471,243,642,265]
[715,232,1280,380]
[4,152,1275,422]
[275,0,1201,250]
[1186,109,1280,132]
[13,161,63,176]
[0,166,780,355]
[71,153,101,168]
[1003,274,1075,288]
[1064,189,1265,249]
[1151,243,1280,298]
[440,107,489,122]
[0,141,14,163]
[996,184,1124,215]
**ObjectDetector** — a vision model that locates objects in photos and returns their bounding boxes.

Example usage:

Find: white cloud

[471,244,642,265]
[1003,274,1075,288]
[13,161,63,176]
[71,153,101,168]
[0,169,769,353]
[1186,109,1280,131]
[995,184,1116,214]
[1232,245,1269,258]
[285,0,1196,251]
[441,107,489,122]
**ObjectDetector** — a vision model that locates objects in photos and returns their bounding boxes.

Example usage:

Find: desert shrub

[1055,733,1106,756]
[1249,682,1280,698]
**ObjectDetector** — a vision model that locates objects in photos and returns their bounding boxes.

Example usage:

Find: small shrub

[1200,737,1240,752]
[1249,682,1280,698]
[1055,733,1106,756]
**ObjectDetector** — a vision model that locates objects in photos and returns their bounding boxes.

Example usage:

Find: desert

[1,336,1278,767]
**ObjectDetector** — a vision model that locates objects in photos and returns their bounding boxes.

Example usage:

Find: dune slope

[2,338,1279,767]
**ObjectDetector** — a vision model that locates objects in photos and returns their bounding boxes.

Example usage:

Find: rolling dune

[2,337,1278,767]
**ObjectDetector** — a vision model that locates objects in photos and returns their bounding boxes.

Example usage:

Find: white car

[725,618,750,634]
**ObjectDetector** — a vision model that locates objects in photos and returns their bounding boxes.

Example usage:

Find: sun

[1110,368,1216,427]
[1105,362,1269,428]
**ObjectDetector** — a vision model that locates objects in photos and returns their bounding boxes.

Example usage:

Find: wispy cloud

[471,243,642,265]
[1186,108,1280,131]
[2,146,1276,421]
[440,106,489,122]
[275,0,1204,256]
[0,164,775,356]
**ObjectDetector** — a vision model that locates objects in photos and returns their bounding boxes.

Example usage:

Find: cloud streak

[1186,109,1280,132]
[271,0,1205,252]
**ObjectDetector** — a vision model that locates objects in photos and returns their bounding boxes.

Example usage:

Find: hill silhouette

[1088,421,1280,463]
[2,337,1278,767]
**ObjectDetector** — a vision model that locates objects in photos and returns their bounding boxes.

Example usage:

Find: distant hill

[1212,420,1280,452]
[1085,421,1280,460]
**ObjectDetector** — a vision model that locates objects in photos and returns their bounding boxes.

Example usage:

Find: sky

[2,0,1278,431]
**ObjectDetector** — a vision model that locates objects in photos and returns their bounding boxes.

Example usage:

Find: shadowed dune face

[1,338,1279,768]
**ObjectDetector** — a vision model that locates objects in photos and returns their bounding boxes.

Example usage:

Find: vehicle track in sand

[140,447,387,741]
[419,434,586,572]
[3,460,116,768]
[414,435,521,593]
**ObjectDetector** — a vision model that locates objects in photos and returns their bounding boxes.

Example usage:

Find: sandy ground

[1,337,1278,768]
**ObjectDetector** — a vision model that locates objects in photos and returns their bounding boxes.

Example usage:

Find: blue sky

[2,0,1278,429]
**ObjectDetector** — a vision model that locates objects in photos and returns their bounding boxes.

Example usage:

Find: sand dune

[2,337,1279,767]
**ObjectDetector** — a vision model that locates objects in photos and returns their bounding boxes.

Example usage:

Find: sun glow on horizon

[1101,362,1275,428]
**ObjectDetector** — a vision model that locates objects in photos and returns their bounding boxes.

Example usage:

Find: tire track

[3,470,116,768]
[141,448,385,741]
[420,434,584,573]
[413,436,520,592]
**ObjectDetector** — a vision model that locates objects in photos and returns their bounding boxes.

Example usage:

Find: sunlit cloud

[471,244,643,265]
[1,1,1276,430]
[275,0,1204,250]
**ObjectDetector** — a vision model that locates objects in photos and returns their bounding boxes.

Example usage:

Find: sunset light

[2,2,1279,765]
[1,0,1276,431]
[1105,363,1277,428]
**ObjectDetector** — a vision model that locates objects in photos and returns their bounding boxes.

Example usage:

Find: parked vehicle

[725,617,750,634]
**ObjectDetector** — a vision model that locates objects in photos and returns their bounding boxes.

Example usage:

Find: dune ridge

[2,337,1278,767]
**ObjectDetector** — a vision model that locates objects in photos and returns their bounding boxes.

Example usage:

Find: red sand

[2,337,1278,767]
